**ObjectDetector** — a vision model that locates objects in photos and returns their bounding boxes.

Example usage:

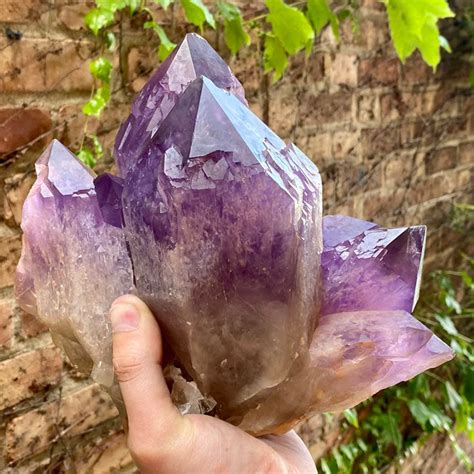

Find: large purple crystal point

[16,140,133,386]
[237,310,453,434]
[115,33,246,177]
[122,75,322,417]
[322,215,426,315]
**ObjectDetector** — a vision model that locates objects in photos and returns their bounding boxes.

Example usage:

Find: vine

[78,0,456,165]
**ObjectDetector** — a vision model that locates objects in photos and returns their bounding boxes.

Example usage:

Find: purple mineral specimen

[16,33,454,437]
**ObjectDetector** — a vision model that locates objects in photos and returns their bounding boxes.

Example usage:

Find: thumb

[110,295,183,444]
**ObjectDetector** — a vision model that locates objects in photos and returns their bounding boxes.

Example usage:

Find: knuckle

[112,352,147,383]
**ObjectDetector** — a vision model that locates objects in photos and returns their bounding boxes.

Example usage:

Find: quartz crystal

[16,34,453,437]
[16,140,133,388]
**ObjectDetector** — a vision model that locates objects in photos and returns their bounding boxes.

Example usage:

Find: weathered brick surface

[0,38,95,92]
[0,346,62,410]
[0,1,472,472]
[5,383,118,462]
[0,299,14,348]
[0,109,52,155]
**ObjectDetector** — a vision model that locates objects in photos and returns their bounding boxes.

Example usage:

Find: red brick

[58,4,90,30]
[380,93,403,122]
[426,147,457,175]
[0,234,22,288]
[0,346,62,410]
[301,92,352,125]
[5,383,118,462]
[458,142,474,166]
[0,299,14,348]
[127,46,156,93]
[361,126,400,158]
[0,109,52,156]
[359,57,399,86]
[409,173,457,205]
[19,311,48,338]
[402,55,432,85]
[329,54,358,87]
[362,189,406,221]
[0,0,44,23]
[3,172,36,224]
[358,94,379,123]
[332,130,360,159]
[0,38,95,92]
[74,432,133,473]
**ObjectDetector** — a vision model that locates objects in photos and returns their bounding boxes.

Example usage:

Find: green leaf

[385,0,454,68]
[386,412,402,451]
[144,21,176,61]
[218,2,250,55]
[435,314,459,336]
[125,0,140,13]
[263,34,288,81]
[105,31,117,50]
[82,85,111,117]
[445,382,463,412]
[84,7,115,35]
[444,293,462,314]
[153,0,174,9]
[306,0,333,34]
[91,135,104,160]
[343,408,359,428]
[408,399,451,431]
[180,0,215,31]
[96,0,126,12]
[266,0,314,55]
[462,367,474,404]
[89,57,113,83]
[77,148,96,168]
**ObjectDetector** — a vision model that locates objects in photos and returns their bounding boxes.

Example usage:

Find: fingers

[110,295,185,445]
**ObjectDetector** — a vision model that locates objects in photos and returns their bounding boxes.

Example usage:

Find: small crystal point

[115,33,246,177]
[94,173,125,228]
[322,215,426,315]
[16,140,133,387]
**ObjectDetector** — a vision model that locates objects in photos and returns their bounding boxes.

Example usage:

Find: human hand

[110,295,317,474]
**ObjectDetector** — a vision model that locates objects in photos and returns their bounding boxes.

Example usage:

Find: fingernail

[110,304,140,333]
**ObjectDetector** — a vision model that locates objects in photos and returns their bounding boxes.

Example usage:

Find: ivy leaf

[125,0,141,13]
[218,2,250,55]
[77,148,96,168]
[343,408,359,428]
[306,0,333,34]
[445,382,463,412]
[83,85,111,117]
[105,31,117,50]
[435,314,458,336]
[181,0,215,31]
[144,21,176,61]
[96,0,126,12]
[89,57,113,83]
[266,0,314,55]
[385,0,454,68]
[263,34,288,81]
[84,7,115,35]
[153,0,174,9]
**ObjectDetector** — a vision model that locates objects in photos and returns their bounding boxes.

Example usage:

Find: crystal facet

[16,34,453,437]
[322,215,426,315]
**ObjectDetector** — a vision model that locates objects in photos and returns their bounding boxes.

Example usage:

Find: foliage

[318,214,474,473]
[79,0,459,163]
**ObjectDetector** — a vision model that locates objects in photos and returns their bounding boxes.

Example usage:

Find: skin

[110,295,317,474]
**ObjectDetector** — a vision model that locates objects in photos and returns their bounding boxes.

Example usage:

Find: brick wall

[0,0,472,471]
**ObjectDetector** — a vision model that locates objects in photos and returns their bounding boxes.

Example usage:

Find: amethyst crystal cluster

[16,33,453,435]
